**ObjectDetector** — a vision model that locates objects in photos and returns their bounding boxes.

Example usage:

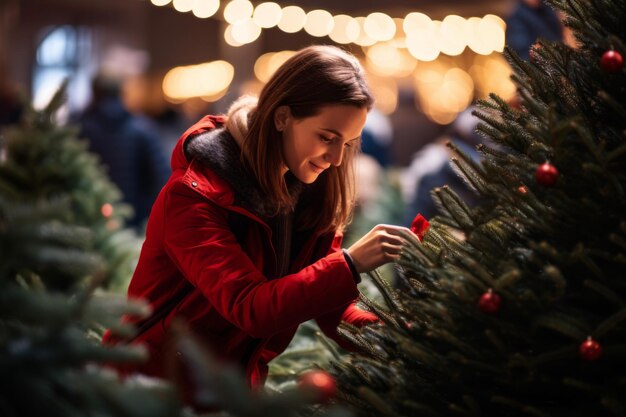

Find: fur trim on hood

[184,97,302,219]
[225,94,257,148]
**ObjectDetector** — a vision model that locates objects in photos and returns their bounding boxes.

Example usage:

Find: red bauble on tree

[298,370,337,403]
[579,336,603,361]
[100,203,114,218]
[535,162,559,187]
[600,50,623,73]
[478,289,501,314]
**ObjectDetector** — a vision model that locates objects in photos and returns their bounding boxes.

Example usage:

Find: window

[32,25,93,120]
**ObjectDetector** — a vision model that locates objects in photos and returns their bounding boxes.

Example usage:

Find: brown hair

[242,45,374,234]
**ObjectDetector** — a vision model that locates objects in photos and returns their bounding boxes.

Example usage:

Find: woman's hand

[346,224,411,273]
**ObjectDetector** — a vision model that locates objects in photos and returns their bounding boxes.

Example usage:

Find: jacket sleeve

[162,187,360,339]
[315,232,379,351]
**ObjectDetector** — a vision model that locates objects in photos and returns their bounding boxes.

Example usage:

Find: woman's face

[278,104,368,184]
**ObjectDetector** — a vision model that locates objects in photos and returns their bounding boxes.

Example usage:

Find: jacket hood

[169,94,255,173]
[170,115,225,172]
[184,127,303,219]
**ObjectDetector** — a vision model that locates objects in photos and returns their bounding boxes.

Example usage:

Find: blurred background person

[400,106,483,224]
[505,0,563,60]
[77,74,170,230]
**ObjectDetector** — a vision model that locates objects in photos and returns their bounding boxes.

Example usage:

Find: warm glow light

[465,17,492,55]
[481,15,505,53]
[406,31,440,61]
[163,60,234,101]
[329,14,360,44]
[471,54,515,101]
[278,5,306,33]
[173,0,194,12]
[253,50,297,83]
[364,12,396,41]
[192,0,220,18]
[151,0,171,6]
[231,18,262,44]
[366,43,416,77]
[224,24,244,46]
[441,68,474,112]
[224,0,253,24]
[304,9,334,37]
[367,74,398,114]
[414,59,473,124]
[403,12,432,36]
[254,52,274,83]
[354,17,377,47]
[439,15,466,56]
[484,14,506,31]
[253,2,282,28]
[428,109,458,124]
[268,50,295,76]
[201,89,228,102]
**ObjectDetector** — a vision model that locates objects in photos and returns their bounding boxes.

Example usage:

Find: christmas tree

[0,85,180,416]
[334,0,626,416]
[0,83,140,292]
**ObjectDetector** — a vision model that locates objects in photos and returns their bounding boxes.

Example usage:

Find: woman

[104,45,409,395]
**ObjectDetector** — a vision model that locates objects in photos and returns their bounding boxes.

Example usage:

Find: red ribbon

[410,214,430,242]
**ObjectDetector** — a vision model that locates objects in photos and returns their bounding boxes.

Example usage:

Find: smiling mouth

[309,162,325,173]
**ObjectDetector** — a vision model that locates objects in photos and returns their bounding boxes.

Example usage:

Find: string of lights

[154,0,514,124]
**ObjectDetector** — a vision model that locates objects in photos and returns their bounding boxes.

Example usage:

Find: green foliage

[0,85,181,416]
[0,82,140,291]
[334,0,626,416]
[267,321,340,391]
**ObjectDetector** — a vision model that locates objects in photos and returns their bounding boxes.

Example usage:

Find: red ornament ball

[478,289,501,314]
[579,336,603,361]
[535,162,559,187]
[298,370,337,403]
[600,50,623,73]
[518,185,528,194]
[101,203,114,218]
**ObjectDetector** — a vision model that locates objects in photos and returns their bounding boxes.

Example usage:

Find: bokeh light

[329,15,360,44]
[364,12,396,41]
[192,0,220,18]
[278,5,306,33]
[253,2,282,28]
[224,0,253,24]
[163,60,234,101]
[304,9,334,37]
[354,17,377,47]
[173,0,194,12]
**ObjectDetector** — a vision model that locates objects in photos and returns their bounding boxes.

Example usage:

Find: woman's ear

[274,105,291,132]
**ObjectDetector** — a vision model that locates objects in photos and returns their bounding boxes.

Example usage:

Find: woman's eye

[319,135,334,143]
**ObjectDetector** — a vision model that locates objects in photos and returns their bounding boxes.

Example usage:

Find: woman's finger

[381,242,403,254]
[381,233,405,246]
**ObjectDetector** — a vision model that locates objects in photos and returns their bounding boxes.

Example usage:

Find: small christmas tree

[0,86,180,416]
[0,82,140,292]
[333,0,626,416]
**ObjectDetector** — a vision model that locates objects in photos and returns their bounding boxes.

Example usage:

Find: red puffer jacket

[103,115,377,391]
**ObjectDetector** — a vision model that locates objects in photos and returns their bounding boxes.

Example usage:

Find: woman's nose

[325,145,344,167]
